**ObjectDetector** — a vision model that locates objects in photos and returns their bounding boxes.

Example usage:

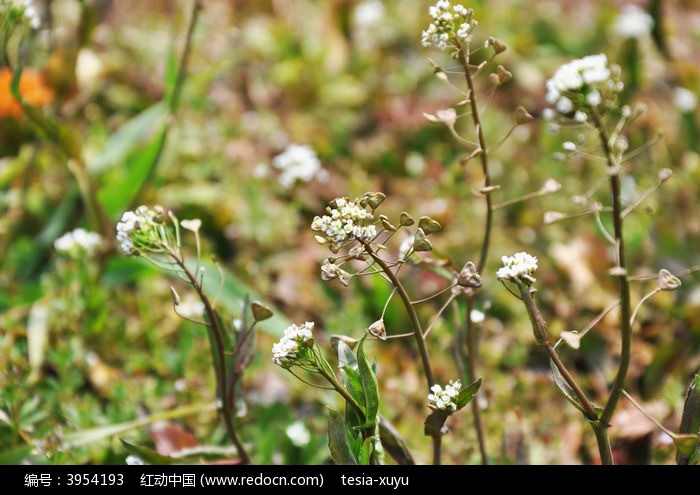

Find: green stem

[432,436,442,465]
[169,247,250,464]
[316,362,365,419]
[516,280,599,421]
[466,299,488,465]
[591,110,633,462]
[363,242,434,388]
[457,44,493,274]
[518,278,613,463]
[457,41,492,466]
[362,241,441,464]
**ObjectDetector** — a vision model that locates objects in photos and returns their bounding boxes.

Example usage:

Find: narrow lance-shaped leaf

[378,416,415,465]
[357,336,379,428]
[119,439,184,465]
[327,408,357,465]
[677,373,700,465]
[549,359,601,417]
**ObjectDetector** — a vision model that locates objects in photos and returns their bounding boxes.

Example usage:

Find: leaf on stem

[327,408,358,465]
[357,337,379,428]
[549,359,601,417]
[378,416,415,465]
[677,373,700,465]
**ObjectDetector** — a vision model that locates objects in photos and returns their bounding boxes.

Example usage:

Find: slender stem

[517,281,599,421]
[457,45,493,274]
[363,241,434,388]
[317,364,364,419]
[467,298,488,464]
[168,247,250,464]
[432,436,442,465]
[456,41,492,465]
[591,111,634,445]
[518,279,614,463]
[362,241,442,464]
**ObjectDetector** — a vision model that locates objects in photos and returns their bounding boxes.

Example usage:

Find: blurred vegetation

[1,0,699,465]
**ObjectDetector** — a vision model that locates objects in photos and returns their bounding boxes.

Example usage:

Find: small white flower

[311,197,376,245]
[422,1,475,50]
[562,141,577,152]
[54,228,103,256]
[586,90,602,107]
[353,0,385,30]
[125,455,145,465]
[176,296,205,319]
[115,205,166,255]
[613,4,653,39]
[272,322,315,368]
[674,87,698,113]
[545,54,620,118]
[428,379,462,412]
[2,0,41,29]
[272,144,327,189]
[470,309,485,324]
[286,421,311,447]
[496,251,539,284]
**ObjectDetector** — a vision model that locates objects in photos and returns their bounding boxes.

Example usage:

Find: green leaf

[418,216,442,235]
[357,337,379,428]
[549,359,601,417]
[378,416,415,465]
[673,434,699,465]
[337,340,358,371]
[424,409,450,437]
[196,259,290,337]
[454,377,483,411]
[89,103,168,173]
[359,434,383,465]
[327,408,357,465]
[0,444,34,464]
[99,128,167,218]
[341,365,365,414]
[120,439,184,465]
[677,373,700,465]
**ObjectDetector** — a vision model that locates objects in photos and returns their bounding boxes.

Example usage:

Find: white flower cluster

[272,321,315,368]
[545,54,622,115]
[674,87,698,113]
[272,144,328,189]
[1,0,41,29]
[613,4,653,39]
[54,228,103,256]
[311,197,377,245]
[421,1,475,51]
[116,205,162,255]
[496,251,538,284]
[428,380,462,412]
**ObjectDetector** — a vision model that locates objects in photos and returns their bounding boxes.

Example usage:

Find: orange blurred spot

[0,67,55,118]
